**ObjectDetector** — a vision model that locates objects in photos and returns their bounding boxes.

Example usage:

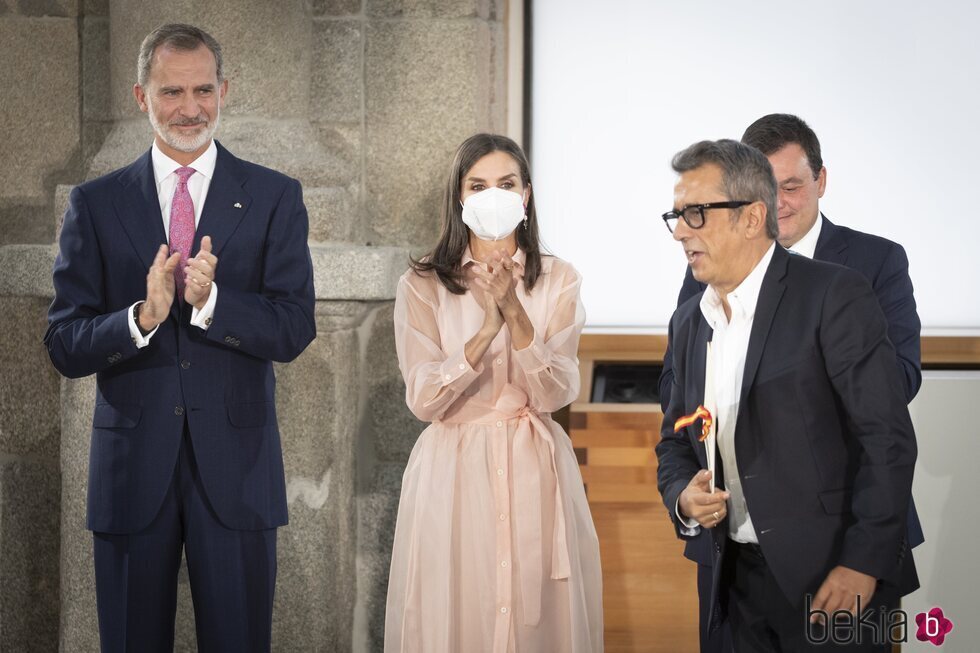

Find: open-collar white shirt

[676,243,776,543]
[787,213,823,259]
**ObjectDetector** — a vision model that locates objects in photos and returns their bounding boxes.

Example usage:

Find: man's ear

[134,83,148,113]
[218,78,229,109]
[743,200,768,239]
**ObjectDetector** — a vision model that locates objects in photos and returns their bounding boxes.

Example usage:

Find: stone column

[0,4,80,245]
[0,246,62,650]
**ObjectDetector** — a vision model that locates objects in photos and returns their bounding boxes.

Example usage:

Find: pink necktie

[169,166,196,294]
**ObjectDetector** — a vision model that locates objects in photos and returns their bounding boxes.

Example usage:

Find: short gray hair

[671,139,778,240]
[137,23,224,87]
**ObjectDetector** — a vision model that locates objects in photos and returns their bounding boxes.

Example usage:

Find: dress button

[501,561,508,568]
[458,363,466,370]
[174,406,184,416]
[497,468,504,476]
[444,374,452,381]
[499,513,506,521]
[496,420,503,428]
[180,360,191,369]
[495,358,503,365]
[500,607,508,614]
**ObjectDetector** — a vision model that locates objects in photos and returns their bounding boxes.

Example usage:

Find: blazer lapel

[113,150,168,273]
[194,141,252,259]
[814,214,848,266]
[738,246,789,408]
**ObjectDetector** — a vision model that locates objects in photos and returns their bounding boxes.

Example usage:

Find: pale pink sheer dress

[384,249,603,653]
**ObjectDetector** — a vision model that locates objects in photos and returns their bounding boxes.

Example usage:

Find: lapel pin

[233,202,242,208]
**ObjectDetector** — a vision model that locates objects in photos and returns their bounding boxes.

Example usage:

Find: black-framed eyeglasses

[662,201,753,233]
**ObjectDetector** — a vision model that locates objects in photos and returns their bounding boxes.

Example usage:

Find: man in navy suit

[658,115,922,652]
[656,139,918,651]
[45,24,315,652]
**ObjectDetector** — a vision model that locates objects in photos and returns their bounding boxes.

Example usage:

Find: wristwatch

[134,302,152,337]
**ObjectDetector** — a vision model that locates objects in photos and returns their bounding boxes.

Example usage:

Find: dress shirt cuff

[512,333,550,374]
[127,301,159,349]
[438,348,482,392]
[190,282,218,330]
[675,497,701,535]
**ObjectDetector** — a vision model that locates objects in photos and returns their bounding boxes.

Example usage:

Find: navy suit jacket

[656,246,918,628]
[45,142,316,534]
[658,216,924,565]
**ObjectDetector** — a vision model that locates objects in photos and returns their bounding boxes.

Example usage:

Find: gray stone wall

[0,0,506,650]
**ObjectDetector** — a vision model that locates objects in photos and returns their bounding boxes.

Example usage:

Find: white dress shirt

[677,243,776,544]
[787,213,823,259]
[128,141,219,347]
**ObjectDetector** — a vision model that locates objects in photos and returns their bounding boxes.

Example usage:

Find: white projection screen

[530,0,980,333]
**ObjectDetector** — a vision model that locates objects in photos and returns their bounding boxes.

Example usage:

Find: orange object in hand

[673,405,713,442]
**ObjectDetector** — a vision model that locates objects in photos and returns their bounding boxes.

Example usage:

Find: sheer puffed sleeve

[394,272,483,422]
[513,260,585,412]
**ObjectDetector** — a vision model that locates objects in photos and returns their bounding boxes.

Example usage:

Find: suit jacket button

[224,336,231,343]
[107,356,113,363]
[180,360,191,369]
[715,542,721,553]
[174,406,184,416]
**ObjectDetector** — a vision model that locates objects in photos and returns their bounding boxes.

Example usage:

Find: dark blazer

[655,246,918,628]
[45,142,316,534]
[659,215,924,566]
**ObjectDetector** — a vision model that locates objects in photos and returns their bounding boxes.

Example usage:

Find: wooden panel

[579,334,670,362]
[571,404,698,646]
[594,502,700,652]
[578,333,980,367]
[571,429,659,448]
[586,447,657,467]
[581,466,658,484]
[579,410,662,431]
[921,336,980,366]
[586,483,660,503]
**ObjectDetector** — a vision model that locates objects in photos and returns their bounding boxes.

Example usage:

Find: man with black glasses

[658,115,922,652]
[656,138,918,652]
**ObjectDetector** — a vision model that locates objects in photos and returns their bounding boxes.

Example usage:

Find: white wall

[531,0,980,331]
[905,371,979,648]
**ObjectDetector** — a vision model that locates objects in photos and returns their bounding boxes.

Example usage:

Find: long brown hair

[411,133,543,294]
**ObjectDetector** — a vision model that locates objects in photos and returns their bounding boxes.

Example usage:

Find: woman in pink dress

[384,134,603,652]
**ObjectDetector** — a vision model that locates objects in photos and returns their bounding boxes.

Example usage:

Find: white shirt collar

[700,242,777,327]
[151,140,218,187]
[788,213,823,259]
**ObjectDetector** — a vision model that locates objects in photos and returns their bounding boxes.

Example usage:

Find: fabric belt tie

[438,384,571,627]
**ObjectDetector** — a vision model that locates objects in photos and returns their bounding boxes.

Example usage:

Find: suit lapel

[194,141,252,259]
[738,246,789,407]
[113,150,168,273]
[814,214,848,266]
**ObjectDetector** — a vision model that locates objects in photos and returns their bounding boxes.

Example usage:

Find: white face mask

[461,187,526,241]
